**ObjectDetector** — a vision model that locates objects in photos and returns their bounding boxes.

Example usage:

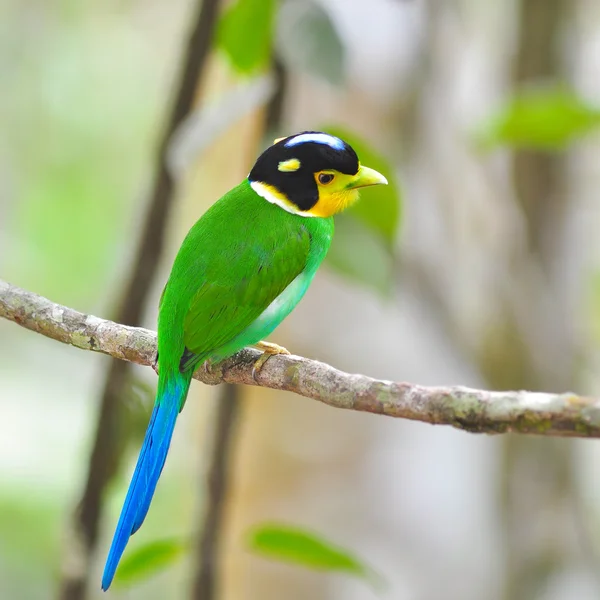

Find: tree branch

[2,278,600,438]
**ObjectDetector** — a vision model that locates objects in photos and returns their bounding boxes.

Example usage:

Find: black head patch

[248,131,359,211]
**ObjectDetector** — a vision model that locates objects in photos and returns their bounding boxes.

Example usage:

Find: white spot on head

[285,133,345,151]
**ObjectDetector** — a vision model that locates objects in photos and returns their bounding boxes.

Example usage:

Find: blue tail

[101,373,191,591]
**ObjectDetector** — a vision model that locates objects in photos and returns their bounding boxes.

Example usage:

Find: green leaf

[313,127,401,297]
[275,0,345,85]
[475,85,600,150]
[322,126,401,246]
[113,538,188,588]
[326,214,394,297]
[217,0,277,74]
[247,523,384,590]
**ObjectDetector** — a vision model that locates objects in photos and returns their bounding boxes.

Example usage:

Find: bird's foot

[203,359,214,376]
[252,341,290,381]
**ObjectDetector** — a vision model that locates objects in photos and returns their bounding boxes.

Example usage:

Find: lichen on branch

[2,278,600,438]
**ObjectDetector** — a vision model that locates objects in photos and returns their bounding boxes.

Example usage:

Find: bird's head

[248,131,388,217]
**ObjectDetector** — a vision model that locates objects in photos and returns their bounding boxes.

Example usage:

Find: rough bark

[3,278,600,439]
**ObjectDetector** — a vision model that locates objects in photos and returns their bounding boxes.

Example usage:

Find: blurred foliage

[1,13,159,308]
[276,0,346,85]
[0,494,61,599]
[320,127,401,297]
[326,215,394,297]
[476,85,600,150]
[248,523,384,591]
[217,0,399,298]
[0,5,176,597]
[0,495,59,567]
[113,538,188,589]
[325,127,401,245]
[108,521,384,590]
[218,0,345,85]
[217,0,277,74]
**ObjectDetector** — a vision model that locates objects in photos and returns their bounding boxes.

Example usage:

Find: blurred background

[3,0,600,599]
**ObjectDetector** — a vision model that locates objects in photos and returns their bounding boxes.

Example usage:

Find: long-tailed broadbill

[101,131,388,590]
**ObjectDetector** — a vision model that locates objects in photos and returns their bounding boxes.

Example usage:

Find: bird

[101,131,388,590]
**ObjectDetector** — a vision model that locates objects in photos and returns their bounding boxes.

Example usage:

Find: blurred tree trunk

[513,0,567,271]
[401,1,591,597]
[500,1,580,599]
[191,384,240,600]
[57,1,221,597]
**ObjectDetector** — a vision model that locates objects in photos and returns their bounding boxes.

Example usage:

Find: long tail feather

[101,373,191,591]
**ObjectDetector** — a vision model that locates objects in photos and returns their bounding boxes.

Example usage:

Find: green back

[157,180,333,377]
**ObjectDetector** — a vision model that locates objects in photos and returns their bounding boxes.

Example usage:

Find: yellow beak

[347,165,388,189]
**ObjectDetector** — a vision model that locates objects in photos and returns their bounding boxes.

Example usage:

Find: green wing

[181,221,311,365]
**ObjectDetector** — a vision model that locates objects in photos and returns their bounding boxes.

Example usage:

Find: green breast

[158,180,334,373]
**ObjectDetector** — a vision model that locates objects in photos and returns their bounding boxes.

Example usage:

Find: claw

[251,341,291,382]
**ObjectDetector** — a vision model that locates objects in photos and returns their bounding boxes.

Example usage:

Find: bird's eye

[318,173,334,185]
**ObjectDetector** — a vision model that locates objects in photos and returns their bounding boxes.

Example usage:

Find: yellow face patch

[278,158,301,172]
[307,189,360,218]
[253,163,387,218]
[304,170,361,217]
